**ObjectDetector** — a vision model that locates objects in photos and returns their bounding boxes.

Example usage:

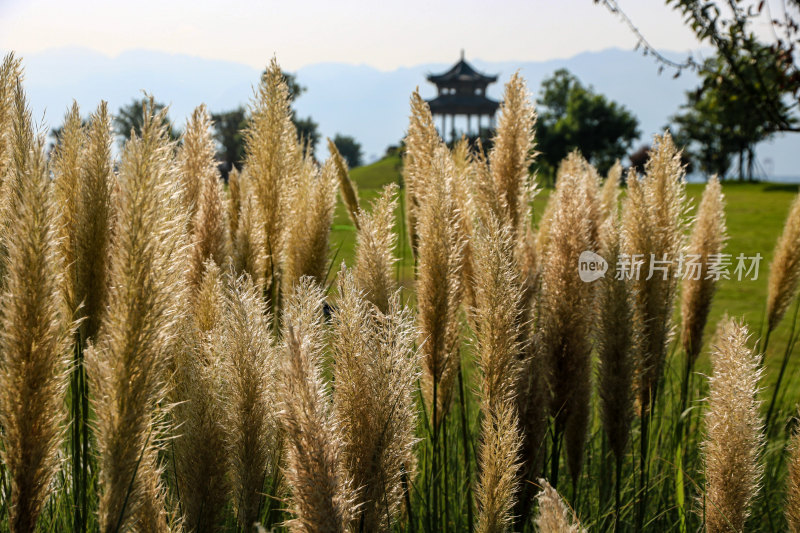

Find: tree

[294,116,320,152]
[535,69,640,178]
[596,0,800,135]
[210,107,248,171]
[332,134,363,168]
[114,98,178,141]
[671,50,780,180]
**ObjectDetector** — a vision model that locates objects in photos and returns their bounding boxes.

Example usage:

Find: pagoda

[426,51,500,143]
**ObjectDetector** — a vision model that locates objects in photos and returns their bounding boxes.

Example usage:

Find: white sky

[0,0,712,70]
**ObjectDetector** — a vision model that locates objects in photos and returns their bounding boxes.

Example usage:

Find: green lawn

[330,156,800,384]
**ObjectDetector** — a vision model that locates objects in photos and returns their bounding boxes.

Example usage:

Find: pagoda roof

[426,93,499,115]
[427,53,498,85]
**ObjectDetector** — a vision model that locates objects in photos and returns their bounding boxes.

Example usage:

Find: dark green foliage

[535,69,639,179]
[332,133,363,168]
[671,49,788,180]
[210,107,247,171]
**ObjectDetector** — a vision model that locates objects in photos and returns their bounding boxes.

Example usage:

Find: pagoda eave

[426,94,499,115]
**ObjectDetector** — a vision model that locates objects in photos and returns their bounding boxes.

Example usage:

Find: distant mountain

[6,46,799,177]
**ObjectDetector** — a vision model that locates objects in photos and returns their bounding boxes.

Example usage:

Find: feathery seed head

[470,215,525,410]
[87,98,190,532]
[489,71,537,238]
[328,137,361,228]
[282,154,338,292]
[332,269,420,531]
[681,175,726,361]
[244,57,299,283]
[534,479,585,533]
[416,145,466,426]
[0,83,73,532]
[475,399,523,533]
[177,104,217,234]
[622,132,687,412]
[218,272,279,530]
[280,278,355,533]
[766,191,800,333]
[353,182,399,313]
[539,164,595,482]
[402,89,441,257]
[702,318,764,533]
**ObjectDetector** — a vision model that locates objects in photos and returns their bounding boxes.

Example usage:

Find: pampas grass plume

[281,278,355,533]
[86,99,188,533]
[0,82,73,533]
[218,272,278,530]
[534,479,585,533]
[475,400,523,533]
[353,183,399,313]
[766,191,800,333]
[787,421,800,533]
[402,89,440,257]
[416,145,465,425]
[332,269,419,530]
[702,318,764,533]
[681,175,726,362]
[328,137,361,228]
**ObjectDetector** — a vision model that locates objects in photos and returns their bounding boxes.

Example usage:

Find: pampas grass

[86,99,188,533]
[596,215,634,464]
[0,53,21,186]
[53,101,115,338]
[702,318,764,533]
[353,183,399,313]
[4,54,800,533]
[534,479,585,533]
[244,58,299,289]
[0,81,73,533]
[172,262,229,532]
[402,89,440,257]
[766,191,800,334]
[282,153,338,291]
[416,145,465,426]
[328,137,361,228]
[280,278,355,533]
[331,269,419,531]
[489,72,537,239]
[470,216,524,409]
[218,272,279,530]
[177,104,217,234]
[475,400,522,533]
[227,166,242,240]
[539,164,595,486]
[622,132,687,412]
[787,422,800,533]
[599,161,622,226]
[681,175,727,363]
[470,210,530,528]
[233,190,268,290]
[184,105,230,290]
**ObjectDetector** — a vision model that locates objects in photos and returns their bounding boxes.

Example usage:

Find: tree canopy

[670,51,778,180]
[332,134,363,168]
[597,0,800,135]
[535,69,640,178]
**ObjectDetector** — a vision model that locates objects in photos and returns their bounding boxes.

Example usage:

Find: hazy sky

[0,0,711,69]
